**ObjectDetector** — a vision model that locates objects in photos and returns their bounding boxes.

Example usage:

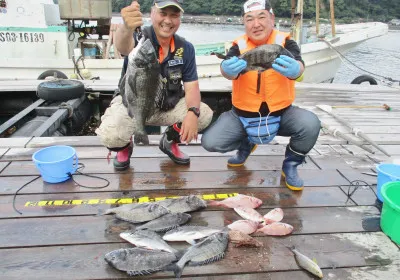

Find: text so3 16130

[0,32,44,43]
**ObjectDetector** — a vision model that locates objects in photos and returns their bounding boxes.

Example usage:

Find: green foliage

[111,0,399,21]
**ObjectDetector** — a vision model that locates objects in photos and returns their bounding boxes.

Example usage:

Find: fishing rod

[317,105,391,157]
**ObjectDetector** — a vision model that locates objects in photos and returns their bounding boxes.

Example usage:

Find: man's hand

[180,112,198,144]
[272,55,301,79]
[221,57,247,78]
[121,1,143,31]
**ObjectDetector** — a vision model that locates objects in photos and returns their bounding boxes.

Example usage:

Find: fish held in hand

[120,37,162,145]
[114,203,170,224]
[255,222,293,236]
[288,246,323,278]
[214,44,294,73]
[208,194,262,209]
[234,207,264,223]
[120,229,178,254]
[263,208,284,224]
[173,232,229,278]
[104,248,177,276]
[136,212,191,232]
[156,195,207,213]
[227,220,259,235]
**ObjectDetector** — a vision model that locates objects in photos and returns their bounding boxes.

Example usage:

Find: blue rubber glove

[272,55,301,79]
[221,56,247,77]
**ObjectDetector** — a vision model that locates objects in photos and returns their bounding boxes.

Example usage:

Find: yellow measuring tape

[24,193,239,207]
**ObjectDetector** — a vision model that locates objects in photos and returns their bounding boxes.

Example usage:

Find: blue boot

[227,140,257,167]
[281,146,306,191]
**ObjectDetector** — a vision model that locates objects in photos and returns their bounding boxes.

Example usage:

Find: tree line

[112,0,399,22]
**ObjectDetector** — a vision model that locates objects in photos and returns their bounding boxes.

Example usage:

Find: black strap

[12,163,110,215]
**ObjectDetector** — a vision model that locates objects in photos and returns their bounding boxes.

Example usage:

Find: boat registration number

[0,32,45,43]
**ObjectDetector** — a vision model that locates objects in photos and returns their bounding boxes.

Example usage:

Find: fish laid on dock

[163,225,222,244]
[113,203,170,224]
[120,230,178,255]
[227,219,259,235]
[120,37,161,145]
[288,246,323,278]
[255,222,294,236]
[228,230,263,248]
[234,207,264,223]
[214,44,294,73]
[263,208,284,224]
[173,232,229,278]
[156,195,207,213]
[136,212,191,232]
[208,194,262,209]
[104,247,177,276]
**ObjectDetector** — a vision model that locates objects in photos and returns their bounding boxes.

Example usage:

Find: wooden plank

[0,206,380,248]
[0,145,318,161]
[1,187,355,218]
[0,169,349,195]
[337,169,377,186]
[188,266,400,280]
[344,144,400,156]
[26,136,103,148]
[0,99,46,137]
[312,144,338,155]
[0,148,7,159]
[310,155,375,169]
[0,232,398,279]
[0,156,319,176]
[0,162,9,174]
[0,137,32,148]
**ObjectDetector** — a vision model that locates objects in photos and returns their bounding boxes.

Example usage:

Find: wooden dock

[0,83,400,279]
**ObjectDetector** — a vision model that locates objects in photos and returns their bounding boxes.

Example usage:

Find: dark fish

[214,44,294,73]
[173,232,229,278]
[120,37,161,145]
[114,203,170,224]
[104,248,176,276]
[156,195,207,213]
[136,212,191,232]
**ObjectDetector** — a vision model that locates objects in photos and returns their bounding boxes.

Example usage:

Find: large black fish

[214,44,294,73]
[105,248,177,276]
[120,37,162,145]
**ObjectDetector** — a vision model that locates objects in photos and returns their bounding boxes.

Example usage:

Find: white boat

[0,0,389,83]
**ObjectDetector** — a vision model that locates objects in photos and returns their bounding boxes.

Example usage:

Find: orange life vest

[232,30,296,113]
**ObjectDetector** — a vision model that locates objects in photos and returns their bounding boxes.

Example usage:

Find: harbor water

[176,23,400,85]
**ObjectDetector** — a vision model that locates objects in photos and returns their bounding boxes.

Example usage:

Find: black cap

[153,0,184,12]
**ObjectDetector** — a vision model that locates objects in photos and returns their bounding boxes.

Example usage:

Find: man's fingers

[272,63,285,73]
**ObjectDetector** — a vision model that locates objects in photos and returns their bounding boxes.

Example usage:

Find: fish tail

[172,262,184,279]
[134,134,149,145]
[212,52,226,59]
[173,249,186,259]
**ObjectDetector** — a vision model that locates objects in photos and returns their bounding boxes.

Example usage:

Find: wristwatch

[188,107,200,118]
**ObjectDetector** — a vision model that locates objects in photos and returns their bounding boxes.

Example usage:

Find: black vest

[121,26,186,111]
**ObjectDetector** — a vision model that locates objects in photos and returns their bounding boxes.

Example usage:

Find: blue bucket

[376,163,400,202]
[32,145,78,183]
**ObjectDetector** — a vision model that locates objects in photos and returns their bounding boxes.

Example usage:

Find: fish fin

[173,248,187,259]
[211,52,226,59]
[186,239,196,245]
[171,262,184,279]
[134,134,150,145]
[312,258,318,264]
[96,209,108,216]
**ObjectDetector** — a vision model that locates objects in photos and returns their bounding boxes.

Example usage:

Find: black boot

[281,146,306,191]
[159,123,190,165]
[227,139,257,167]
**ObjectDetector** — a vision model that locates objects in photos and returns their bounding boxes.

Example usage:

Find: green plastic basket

[381,181,400,245]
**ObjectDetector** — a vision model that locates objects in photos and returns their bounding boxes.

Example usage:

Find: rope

[322,39,400,85]
[345,179,378,201]
[12,163,110,215]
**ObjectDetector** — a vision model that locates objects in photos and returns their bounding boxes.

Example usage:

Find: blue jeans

[201,105,321,155]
